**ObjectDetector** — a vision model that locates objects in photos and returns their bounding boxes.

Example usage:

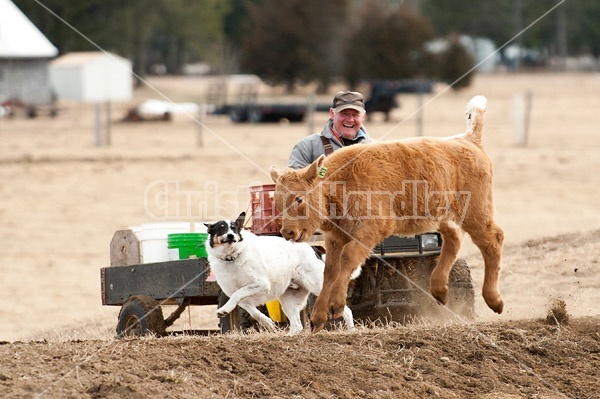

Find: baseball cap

[332,91,365,113]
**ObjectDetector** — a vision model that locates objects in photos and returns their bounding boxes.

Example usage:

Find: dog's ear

[236,212,246,228]
[203,222,211,231]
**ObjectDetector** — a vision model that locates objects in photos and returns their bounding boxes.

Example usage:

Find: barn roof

[0,0,58,58]
[50,51,129,67]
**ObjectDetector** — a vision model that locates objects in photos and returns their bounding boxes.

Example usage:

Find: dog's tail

[465,95,487,143]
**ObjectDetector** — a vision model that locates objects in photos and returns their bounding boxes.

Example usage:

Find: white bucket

[130,222,191,263]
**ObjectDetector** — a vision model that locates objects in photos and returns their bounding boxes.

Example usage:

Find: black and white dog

[205,212,354,335]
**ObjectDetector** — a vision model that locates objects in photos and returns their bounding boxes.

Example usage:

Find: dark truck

[365,79,434,121]
[225,103,307,123]
[208,79,433,123]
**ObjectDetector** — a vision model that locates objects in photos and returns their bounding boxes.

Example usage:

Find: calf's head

[270,156,325,242]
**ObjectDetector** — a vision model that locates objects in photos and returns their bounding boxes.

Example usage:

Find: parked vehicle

[222,103,307,123]
[365,79,434,121]
[205,77,434,124]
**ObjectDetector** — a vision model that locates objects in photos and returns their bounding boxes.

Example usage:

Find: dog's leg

[279,288,310,335]
[341,306,355,330]
[216,282,270,317]
[294,259,325,297]
[430,222,465,306]
[237,303,277,332]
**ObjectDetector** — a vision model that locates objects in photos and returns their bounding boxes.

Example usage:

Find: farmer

[288,91,374,168]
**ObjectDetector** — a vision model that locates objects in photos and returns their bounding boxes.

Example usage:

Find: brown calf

[270,96,504,331]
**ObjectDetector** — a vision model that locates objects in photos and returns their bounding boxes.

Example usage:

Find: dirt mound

[2,316,599,399]
[509,229,600,256]
[462,228,600,322]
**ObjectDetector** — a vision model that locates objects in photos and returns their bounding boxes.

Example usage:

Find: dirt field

[1,316,599,399]
[1,72,599,398]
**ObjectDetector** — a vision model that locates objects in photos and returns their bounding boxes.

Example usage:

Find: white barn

[0,0,58,105]
[49,52,133,102]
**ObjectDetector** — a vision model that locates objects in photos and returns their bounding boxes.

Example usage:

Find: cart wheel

[117,295,166,337]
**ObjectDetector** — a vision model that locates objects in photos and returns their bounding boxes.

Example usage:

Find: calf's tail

[465,95,487,143]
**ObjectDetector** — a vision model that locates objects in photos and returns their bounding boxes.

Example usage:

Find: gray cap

[332,91,365,112]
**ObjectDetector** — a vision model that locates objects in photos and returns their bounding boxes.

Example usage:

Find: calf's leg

[430,222,464,306]
[310,237,343,332]
[329,237,375,319]
[466,220,504,313]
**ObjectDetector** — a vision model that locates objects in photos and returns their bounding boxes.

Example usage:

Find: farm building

[0,0,58,106]
[49,52,133,102]
[49,51,133,146]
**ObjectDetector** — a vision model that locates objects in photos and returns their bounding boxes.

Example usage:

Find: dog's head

[204,212,246,249]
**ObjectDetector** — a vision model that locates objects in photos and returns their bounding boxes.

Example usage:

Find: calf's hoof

[430,278,449,306]
[485,295,504,314]
[310,312,327,333]
[431,288,448,306]
[310,321,326,333]
[331,307,345,320]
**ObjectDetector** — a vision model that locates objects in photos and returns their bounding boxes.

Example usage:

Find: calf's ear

[270,165,281,182]
[305,155,325,181]
[236,212,246,228]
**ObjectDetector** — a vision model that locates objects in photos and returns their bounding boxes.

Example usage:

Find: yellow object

[265,300,287,323]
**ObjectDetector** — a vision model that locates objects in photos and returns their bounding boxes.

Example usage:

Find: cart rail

[101,258,220,306]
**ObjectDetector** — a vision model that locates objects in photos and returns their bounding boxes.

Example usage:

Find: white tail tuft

[467,95,487,113]
[465,95,487,141]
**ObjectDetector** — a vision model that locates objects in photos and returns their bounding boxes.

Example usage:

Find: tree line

[15,0,599,92]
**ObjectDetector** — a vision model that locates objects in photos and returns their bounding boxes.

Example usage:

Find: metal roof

[0,0,58,58]
[50,51,117,67]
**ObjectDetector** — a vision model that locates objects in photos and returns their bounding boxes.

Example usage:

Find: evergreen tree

[437,35,475,90]
[238,0,348,92]
[343,1,434,87]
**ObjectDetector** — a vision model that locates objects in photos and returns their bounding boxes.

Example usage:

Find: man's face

[330,108,366,140]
